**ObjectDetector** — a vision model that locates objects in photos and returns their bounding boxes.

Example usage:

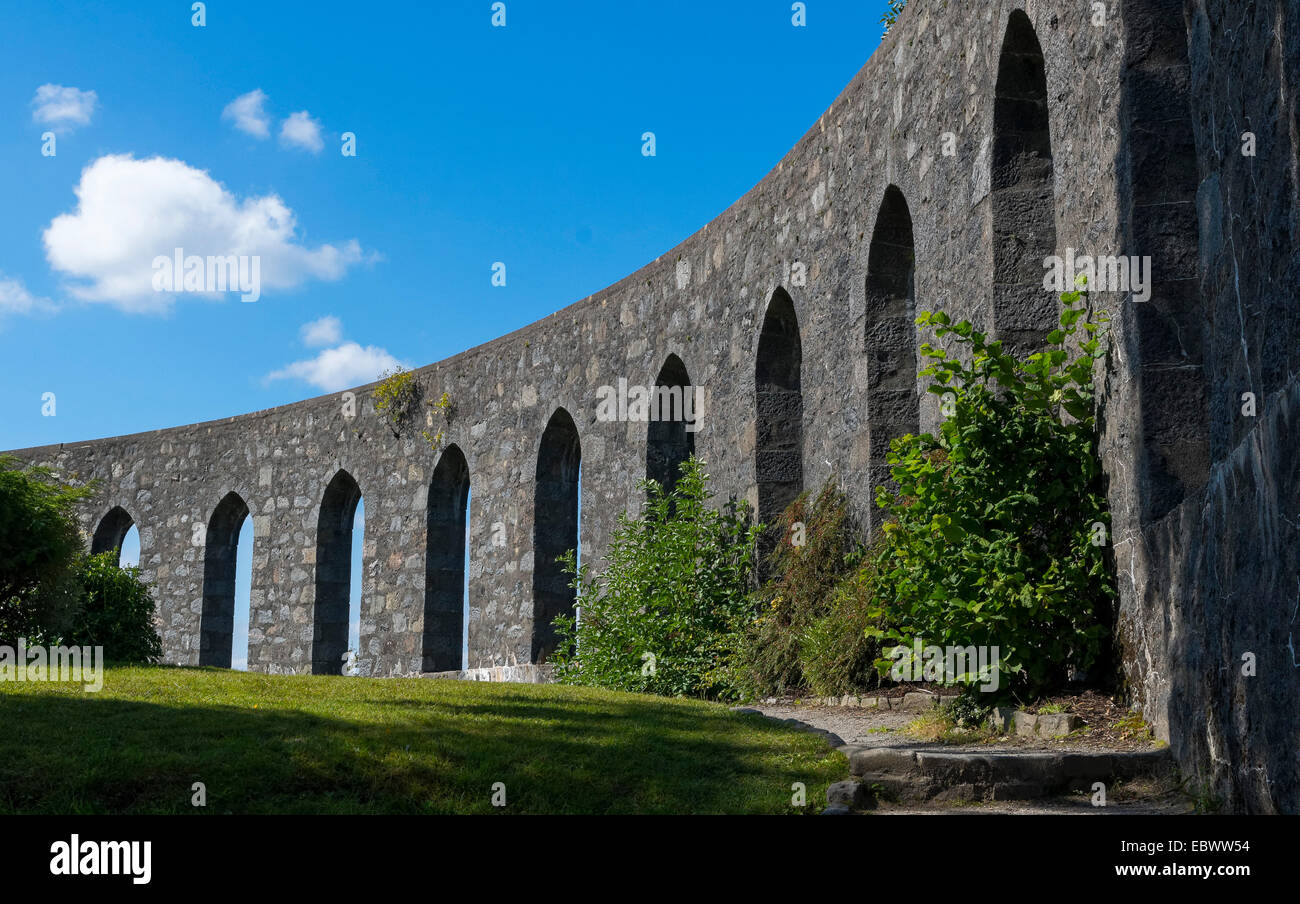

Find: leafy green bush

[0,456,92,645]
[550,457,758,700]
[870,287,1114,698]
[0,458,161,661]
[64,552,163,664]
[737,480,868,697]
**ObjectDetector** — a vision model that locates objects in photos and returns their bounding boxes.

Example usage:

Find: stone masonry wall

[5,1,1296,812]
[1111,0,1300,814]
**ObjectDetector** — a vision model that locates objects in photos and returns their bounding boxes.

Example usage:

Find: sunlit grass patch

[0,665,843,815]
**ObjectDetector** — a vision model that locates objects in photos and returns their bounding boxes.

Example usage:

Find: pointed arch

[200,492,250,668]
[1122,0,1209,521]
[755,288,803,529]
[865,185,919,528]
[992,9,1057,357]
[425,444,470,672]
[532,408,580,664]
[646,353,696,499]
[90,506,135,564]
[314,469,362,675]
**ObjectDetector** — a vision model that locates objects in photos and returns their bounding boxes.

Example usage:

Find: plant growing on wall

[372,368,454,454]
[867,284,1115,699]
[881,0,907,35]
[373,367,421,438]
[421,391,455,455]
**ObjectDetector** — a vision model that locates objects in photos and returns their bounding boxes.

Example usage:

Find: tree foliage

[64,552,163,663]
[1,456,162,661]
[0,456,91,645]
[550,457,758,700]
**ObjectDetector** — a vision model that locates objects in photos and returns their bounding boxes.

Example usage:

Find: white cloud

[0,272,55,319]
[31,84,98,133]
[266,342,402,392]
[222,89,271,139]
[279,111,324,153]
[300,315,342,347]
[43,154,365,312]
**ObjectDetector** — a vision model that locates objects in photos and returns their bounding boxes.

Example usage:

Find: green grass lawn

[0,666,843,814]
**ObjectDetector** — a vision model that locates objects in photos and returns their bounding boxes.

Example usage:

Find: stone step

[778,691,953,711]
[828,745,1173,807]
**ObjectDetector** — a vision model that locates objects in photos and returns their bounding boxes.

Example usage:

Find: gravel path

[742,701,1163,754]
[744,702,914,746]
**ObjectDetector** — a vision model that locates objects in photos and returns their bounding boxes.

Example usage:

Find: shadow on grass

[0,675,841,815]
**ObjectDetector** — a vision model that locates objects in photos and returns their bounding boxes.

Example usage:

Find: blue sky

[3,1,894,670]
[0,0,892,451]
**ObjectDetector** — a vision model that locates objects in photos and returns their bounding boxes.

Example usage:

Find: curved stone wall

[7,0,1298,813]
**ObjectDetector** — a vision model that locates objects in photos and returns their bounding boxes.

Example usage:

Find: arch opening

[865,185,919,529]
[992,9,1058,358]
[1123,0,1210,521]
[119,524,141,568]
[90,506,135,565]
[425,445,470,673]
[232,516,253,670]
[532,408,580,664]
[646,354,696,500]
[314,470,363,675]
[200,492,250,668]
[755,288,803,532]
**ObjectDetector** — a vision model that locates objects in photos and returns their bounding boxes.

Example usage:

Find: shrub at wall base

[869,288,1116,699]
[550,457,758,701]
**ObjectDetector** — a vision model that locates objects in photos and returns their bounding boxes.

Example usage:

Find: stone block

[826,780,870,809]
[1015,712,1081,739]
